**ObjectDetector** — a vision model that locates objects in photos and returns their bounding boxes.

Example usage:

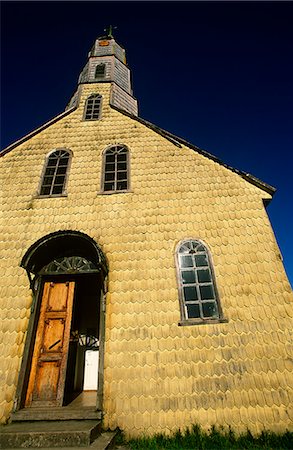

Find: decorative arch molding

[21,230,108,288]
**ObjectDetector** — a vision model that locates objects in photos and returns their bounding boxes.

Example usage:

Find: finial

[103,25,117,38]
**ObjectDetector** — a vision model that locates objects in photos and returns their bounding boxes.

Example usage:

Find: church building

[0,30,292,443]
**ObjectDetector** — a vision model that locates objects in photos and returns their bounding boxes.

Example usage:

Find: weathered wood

[25,282,75,408]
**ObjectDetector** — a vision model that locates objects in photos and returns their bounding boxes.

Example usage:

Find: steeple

[66,31,138,116]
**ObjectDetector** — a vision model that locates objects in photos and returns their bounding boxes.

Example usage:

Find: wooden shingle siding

[0,83,292,437]
[114,59,130,93]
[110,85,138,116]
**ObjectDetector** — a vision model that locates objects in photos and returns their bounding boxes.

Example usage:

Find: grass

[118,424,293,449]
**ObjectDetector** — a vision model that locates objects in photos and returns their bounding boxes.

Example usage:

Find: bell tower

[66,27,138,116]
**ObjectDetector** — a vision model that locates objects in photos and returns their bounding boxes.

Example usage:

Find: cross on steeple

[103,25,117,38]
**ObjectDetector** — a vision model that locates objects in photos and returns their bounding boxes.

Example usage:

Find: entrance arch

[15,231,108,412]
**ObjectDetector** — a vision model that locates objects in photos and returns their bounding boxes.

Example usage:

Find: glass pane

[57,166,67,175]
[197,245,205,252]
[197,269,211,283]
[55,176,65,185]
[40,186,50,196]
[181,270,196,284]
[179,255,193,268]
[47,158,58,167]
[92,112,100,119]
[45,167,55,176]
[105,154,115,163]
[202,301,218,318]
[117,171,127,180]
[105,172,115,181]
[43,176,53,185]
[183,286,198,301]
[117,181,127,190]
[117,153,127,161]
[105,163,115,172]
[52,185,63,194]
[117,162,127,170]
[195,254,208,267]
[104,182,114,191]
[186,304,200,319]
[199,284,214,300]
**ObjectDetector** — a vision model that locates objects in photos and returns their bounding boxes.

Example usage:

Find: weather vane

[104,25,117,38]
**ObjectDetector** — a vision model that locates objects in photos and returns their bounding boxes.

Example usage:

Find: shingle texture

[0,83,292,435]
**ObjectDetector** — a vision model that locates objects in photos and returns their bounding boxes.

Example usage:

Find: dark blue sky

[1,1,293,285]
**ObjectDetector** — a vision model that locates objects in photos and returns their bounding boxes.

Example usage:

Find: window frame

[83,94,102,121]
[37,148,72,198]
[175,238,227,326]
[100,144,131,194]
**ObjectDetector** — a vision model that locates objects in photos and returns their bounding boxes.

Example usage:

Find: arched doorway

[15,231,108,413]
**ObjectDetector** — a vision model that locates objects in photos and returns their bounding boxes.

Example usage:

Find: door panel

[25,281,75,407]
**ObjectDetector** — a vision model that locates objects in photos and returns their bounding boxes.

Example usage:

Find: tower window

[39,150,71,197]
[95,64,106,79]
[102,145,129,193]
[177,240,224,324]
[84,94,102,120]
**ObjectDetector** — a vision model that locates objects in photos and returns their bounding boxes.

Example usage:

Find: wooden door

[25,281,75,407]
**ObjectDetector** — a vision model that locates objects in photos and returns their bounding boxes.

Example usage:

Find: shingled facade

[0,32,292,438]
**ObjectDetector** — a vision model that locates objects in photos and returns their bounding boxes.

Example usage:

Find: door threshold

[11,406,102,422]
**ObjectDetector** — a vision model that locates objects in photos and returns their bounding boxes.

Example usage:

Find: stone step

[11,407,102,422]
[0,420,101,448]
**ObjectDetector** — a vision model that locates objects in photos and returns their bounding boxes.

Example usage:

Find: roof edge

[110,104,276,197]
[1,106,77,157]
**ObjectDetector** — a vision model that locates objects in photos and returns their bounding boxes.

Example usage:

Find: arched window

[84,94,102,120]
[102,145,129,192]
[177,239,223,323]
[39,149,71,197]
[95,64,105,79]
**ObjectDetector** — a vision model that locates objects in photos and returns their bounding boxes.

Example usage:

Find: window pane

[105,172,115,181]
[117,181,127,190]
[179,255,193,268]
[186,304,200,319]
[202,302,218,318]
[40,186,50,196]
[183,286,198,301]
[52,185,63,195]
[56,174,65,182]
[195,254,208,267]
[117,153,127,162]
[57,166,67,175]
[105,163,115,172]
[197,245,205,252]
[117,171,127,180]
[117,162,127,170]
[199,284,214,300]
[181,270,196,284]
[104,182,114,191]
[45,167,55,176]
[197,269,211,283]
[43,176,53,185]
[105,154,115,163]
[47,158,58,167]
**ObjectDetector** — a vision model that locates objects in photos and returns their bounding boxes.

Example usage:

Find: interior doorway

[64,273,102,406]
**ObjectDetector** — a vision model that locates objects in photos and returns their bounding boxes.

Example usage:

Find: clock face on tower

[99,40,110,47]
